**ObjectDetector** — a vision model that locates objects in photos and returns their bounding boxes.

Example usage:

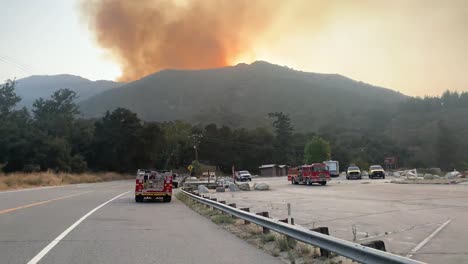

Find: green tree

[350,157,369,171]
[269,112,294,164]
[304,136,331,164]
[90,108,143,172]
[161,121,193,169]
[0,79,21,118]
[437,120,457,171]
[32,89,79,138]
[136,122,166,169]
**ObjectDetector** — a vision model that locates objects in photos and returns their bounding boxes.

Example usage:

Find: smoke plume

[81,0,278,81]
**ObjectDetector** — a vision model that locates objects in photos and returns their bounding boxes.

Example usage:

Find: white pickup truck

[235,170,252,182]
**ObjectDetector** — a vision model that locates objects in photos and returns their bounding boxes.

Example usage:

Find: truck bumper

[136,192,171,197]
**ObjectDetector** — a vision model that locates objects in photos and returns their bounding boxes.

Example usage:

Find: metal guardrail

[180,188,425,264]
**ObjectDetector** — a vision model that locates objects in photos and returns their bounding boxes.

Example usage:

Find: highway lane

[0,181,283,264]
[0,181,132,264]
[0,181,126,212]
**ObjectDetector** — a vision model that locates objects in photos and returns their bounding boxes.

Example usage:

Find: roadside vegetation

[2,79,467,177]
[176,191,347,264]
[0,171,131,191]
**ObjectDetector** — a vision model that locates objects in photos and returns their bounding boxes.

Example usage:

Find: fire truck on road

[135,169,173,203]
[288,163,330,186]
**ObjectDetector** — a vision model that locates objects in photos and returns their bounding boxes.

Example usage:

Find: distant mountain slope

[80,61,406,131]
[15,74,122,108]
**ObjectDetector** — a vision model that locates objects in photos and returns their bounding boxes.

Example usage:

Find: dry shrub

[0,171,131,191]
[0,180,8,190]
[3,176,18,187]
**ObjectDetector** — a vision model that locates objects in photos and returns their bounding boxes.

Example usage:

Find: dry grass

[0,171,132,191]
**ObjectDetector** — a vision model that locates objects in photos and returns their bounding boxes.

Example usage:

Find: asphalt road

[0,181,283,264]
[214,175,468,264]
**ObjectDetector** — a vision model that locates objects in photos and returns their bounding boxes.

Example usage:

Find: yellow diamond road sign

[188,165,193,171]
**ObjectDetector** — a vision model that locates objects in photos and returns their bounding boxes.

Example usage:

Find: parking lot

[211,175,468,264]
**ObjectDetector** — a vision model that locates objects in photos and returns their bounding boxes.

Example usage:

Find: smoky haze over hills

[79,61,405,131]
[14,74,122,108]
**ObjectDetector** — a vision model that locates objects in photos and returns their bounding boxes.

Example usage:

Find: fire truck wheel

[306,178,312,185]
[163,196,172,203]
[135,195,143,203]
[320,181,327,186]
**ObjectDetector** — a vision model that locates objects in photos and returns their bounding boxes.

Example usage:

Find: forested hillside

[1,80,467,174]
[80,61,405,131]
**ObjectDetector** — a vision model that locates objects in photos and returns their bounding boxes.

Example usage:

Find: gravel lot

[211,175,468,264]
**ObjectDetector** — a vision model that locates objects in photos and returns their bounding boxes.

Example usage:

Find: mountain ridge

[79,61,405,131]
[14,74,122,108]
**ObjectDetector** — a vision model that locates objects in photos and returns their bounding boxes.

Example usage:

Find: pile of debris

[390,169,468,184]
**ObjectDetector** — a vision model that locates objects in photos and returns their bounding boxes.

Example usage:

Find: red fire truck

[288,163,330,186]
[135,169,173,203]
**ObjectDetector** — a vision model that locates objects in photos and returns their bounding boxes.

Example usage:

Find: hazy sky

[1,0,467,97]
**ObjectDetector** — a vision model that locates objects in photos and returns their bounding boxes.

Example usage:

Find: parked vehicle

[135,169,173,202]
[369,165,385,179]
[324,160,339,177]
[346,165,362,180]
[235,170,252,181]
[288,163,330,186]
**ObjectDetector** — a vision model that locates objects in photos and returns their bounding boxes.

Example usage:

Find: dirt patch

[0,171,132,191]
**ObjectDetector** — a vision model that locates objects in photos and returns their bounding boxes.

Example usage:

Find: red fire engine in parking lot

[288,163,331,186]
[135,169,173,203]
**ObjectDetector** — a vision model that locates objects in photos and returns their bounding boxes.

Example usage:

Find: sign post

[232,165,235,183]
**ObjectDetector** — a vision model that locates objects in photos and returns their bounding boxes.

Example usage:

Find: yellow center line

[0,191,93,215]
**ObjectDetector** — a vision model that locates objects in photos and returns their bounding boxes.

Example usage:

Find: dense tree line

[1,82,467,174]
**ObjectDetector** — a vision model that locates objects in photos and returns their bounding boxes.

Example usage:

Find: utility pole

[194,145,199,163]
[190,133,203,163]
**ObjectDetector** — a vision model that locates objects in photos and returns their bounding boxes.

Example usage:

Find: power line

[1,54,36,72]
[0,55,35,75]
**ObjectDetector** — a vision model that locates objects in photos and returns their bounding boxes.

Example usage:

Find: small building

[259,164,289,177]
[278,165,288,176]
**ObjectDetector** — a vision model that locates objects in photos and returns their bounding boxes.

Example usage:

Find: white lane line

[0,185,64,194]
[357,221,443,241]
[27,191,130,264]
[406,219,451,258]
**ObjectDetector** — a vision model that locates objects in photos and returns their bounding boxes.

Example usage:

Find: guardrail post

[219,201,226,214]
[209,198,217,210]
[311,227,330,257]
[240,208,250,224]
[361,240,386,252]
[228,203,237,219]
[256,212,270,233]
[202,195,209,207]
[279,218,295,245]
